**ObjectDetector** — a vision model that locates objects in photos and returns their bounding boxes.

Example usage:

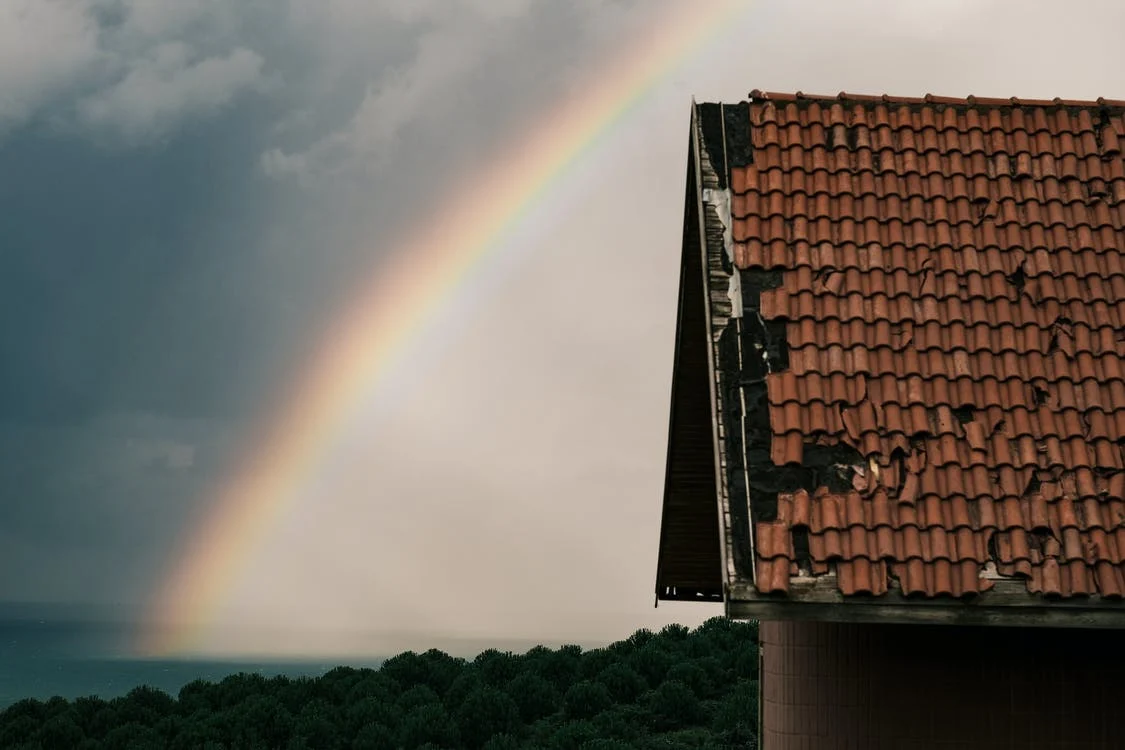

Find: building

[655,91,1125,748]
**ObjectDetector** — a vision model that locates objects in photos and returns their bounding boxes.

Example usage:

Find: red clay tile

[739,92,1125,600]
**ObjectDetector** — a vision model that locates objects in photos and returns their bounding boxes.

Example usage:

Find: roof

[656,91,1125,625]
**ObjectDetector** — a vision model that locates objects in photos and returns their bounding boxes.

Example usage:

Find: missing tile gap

[792,527,811,575]
[952,406,974,424]
[1005,261,1027,298]
[1095,107,1111,151]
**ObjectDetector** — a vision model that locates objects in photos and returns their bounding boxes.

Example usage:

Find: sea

[0,616,384,709]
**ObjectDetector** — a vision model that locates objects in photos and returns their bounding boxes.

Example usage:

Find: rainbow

[140,0,747,656]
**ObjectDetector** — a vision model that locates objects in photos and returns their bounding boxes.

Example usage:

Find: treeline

[0,618,759,750]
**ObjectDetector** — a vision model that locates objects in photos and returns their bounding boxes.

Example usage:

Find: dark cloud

[0,0,682,625]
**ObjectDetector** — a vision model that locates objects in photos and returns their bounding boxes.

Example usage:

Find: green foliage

[563,680,612,720]
[37,712,85,750]
[456,685,519,749]
[421,649,467,694]
[592,703,652,742]
[398,683,441,712]
[596,663,647,704]
[352,721,396,750]
[398,703,459,748]
[504,672,559,723]
[550,719,599,750]
[379,650,430,688]
[579,647,617,679]
[665,662,711,699]
[346,696,396,735]
[474,649,519,686]
[0,715,37,748]
[533,646,582,690]
[658,624,691,642]
[626,628,655,650]
[712,679,759,747]
[581,739,635,750]
[481,733,522,750]
[444,671,483,711]
[734,641,759,680]
[645,680,704,731]
[0,619,759,749]
[627,644,674,688]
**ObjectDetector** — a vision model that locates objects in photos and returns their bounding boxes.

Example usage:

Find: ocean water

[0,619,383,709]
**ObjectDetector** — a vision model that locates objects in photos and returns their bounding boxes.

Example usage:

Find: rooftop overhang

[655,97,1125,628]
[654,102,724,604]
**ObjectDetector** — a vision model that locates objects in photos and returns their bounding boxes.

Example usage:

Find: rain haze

[2,0,1124,662]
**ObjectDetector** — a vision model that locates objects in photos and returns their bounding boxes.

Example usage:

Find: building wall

[760,619,1121,750]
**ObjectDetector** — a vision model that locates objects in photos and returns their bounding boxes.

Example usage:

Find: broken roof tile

[737,92,1125,601]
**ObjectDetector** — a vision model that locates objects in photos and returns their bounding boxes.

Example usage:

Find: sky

[2,0,1124,659]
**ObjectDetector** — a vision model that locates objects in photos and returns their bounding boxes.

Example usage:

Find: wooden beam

[726,575,1125,628]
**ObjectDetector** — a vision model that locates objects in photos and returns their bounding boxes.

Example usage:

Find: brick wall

[760,619,1121,749]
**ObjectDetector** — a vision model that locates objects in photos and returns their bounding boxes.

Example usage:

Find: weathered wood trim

[728,600,1125,629]
[691,101,731,594]
[653,103,726,601]
[695,103,757,588]
[726,575,1125,628]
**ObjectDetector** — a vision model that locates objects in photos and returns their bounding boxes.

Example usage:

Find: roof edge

[728,578,1125,628]
[653,102,724,602]
[746,89,1125,109]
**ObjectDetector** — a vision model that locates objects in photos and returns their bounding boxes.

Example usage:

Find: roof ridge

[747,89,1125,109]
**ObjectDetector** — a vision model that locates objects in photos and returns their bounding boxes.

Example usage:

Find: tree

[474,649,519,686]
[397,684,441,712]
[352,721,396,750]
[456,685,520,749]
[666,662,711,699]
[504,672,559,723]
[563,680,612,721]
[294,698,342,749]
[0,715,37,748]
[420,649,466,694]
[734,642,759,680]
[580,648,616,679]
[593,703,653,743]
[177,679,216,715]
[581,740,635,750]
[70,695,109,736]
[118,685,176,725]
[380,651,429,688]
[625,628,655,650]
[481,733,522,750]
[102,721,162,750]
[231,693,292,748]
[645,680,703,731]
[712,679,758,747]
[36,712,85,750]
[444,671,484,711]
[397,704,459,748]
[596,663,647,704]
[658,624,691,643]
[0,619,761,750]
[346,696,396,737]
[628,645,674,688]
[535,646,581,691]
[549,719,599,750]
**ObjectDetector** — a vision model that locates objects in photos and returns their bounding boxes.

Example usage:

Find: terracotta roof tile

[740,92,1125,600]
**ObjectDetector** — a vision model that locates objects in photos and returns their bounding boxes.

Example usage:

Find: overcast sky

[2,0,1124,658]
